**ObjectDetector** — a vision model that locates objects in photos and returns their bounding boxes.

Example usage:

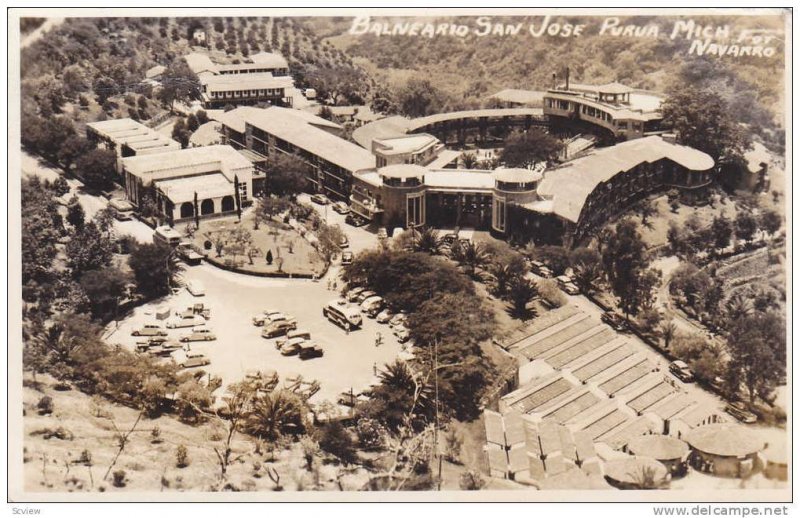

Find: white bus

[323,300,362,331]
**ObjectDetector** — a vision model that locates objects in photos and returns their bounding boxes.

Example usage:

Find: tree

[316,223,345,262]
[264,153,311,197]
[725,292,753,323]
[456,242,489,278]
[531,245,570,276]
[460,152,478,169]
[245,390,308,441]
[396,79,446,118]
[363,361,434,432]
[318,105,334,121]
[508,276,538,317]
[265,249,273,265]
[710,215,733,250]
[158,60,201,112]
[171,118,191,149]
[79,267,128,322]
[128,242,183,299]
[661,86,749,164]
[256,195,290,225]
[760,209,782,238]
[569,247,602,293]
[65,221,114,277]
[319,421,357,466]
[500,129,563,168]
[66,198,86,230]
[93,75,117,105]
[57,136,94,172]
[635,199,657,229]
[659,320,677,350]
[414,227,443,255]
[726,312,786,403]
[735,211,758,244]
[76,148,117,191]
[602,219,657,319]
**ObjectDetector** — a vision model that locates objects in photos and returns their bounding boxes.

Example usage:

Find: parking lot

[107,262,406,406]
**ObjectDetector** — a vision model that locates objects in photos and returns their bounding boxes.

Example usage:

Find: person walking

[375,332,383,348]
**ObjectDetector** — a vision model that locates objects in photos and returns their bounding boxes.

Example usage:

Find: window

[407,193,425,227]
[493,195,506,232]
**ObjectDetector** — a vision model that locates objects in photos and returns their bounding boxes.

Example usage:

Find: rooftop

[538,136,715,223]
[185,52,217,75]
[86,118,180,152]
[425,169,495,191]
[626,434,689,461]
[189,121,223,147]
[493,167,543,184]
[373,134,439,155]
[156,172,234,204]
[200,73,294,93]
[378,164,427,179]
[213,106,341,135]
[603,456,668,485]
[684,423,765,457]
[242,108,375,173]
[121,145,253,184]
[489,89,546,106]
[559,82,634,95]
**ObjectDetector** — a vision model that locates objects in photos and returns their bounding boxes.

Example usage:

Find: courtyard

[106,261,406,408]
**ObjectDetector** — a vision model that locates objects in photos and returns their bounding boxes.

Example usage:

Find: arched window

[200,199,215,215]
[221,195,235,212]
[180,202,194,219]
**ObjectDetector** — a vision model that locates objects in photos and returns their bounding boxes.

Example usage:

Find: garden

[185,212,326,278]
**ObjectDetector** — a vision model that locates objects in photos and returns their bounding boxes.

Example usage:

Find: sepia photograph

[6,6,792,507]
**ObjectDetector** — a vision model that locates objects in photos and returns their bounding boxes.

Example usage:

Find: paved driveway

[107,262,405,406]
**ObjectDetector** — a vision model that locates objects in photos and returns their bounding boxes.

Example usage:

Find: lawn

[184,214,326,277]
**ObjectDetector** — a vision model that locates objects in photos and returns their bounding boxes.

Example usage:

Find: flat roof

[425,169,495,191]
[201,73,294,93]
[86,118,181,152]
[603,456,667,485]
[378,164,427,179]
[490,89,546,106]
[374,134,439,155]
[243,108,375,173]
[545,91,662,121]
[426,149,460,169]
[627,434,689,460]
[156,173,234,204]
[214,106,341,134]
[494,167,542,184]
[559,82,634,95]
[538,136,715,223]
[185,52,217,75]
[121,145,253,184]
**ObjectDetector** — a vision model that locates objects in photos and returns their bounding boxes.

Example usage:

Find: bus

[323,300,362,331]
[154,226,182,247]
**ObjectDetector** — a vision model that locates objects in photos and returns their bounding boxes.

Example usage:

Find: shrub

[459,470,485,490]
[175,444,189,468]
[150,426,163,444]
[77,449,92,466]
[37,395,54,415]
[112,470,127,488]
[319,421,357,465]
[204,240,212,250]
[355,418,385,450]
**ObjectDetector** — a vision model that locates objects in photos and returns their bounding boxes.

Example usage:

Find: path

[21,17,64,49]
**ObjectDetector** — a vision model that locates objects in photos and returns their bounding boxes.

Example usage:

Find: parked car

[332,201,350,215]
[245,369,279,391]
[393,325,411,343]
[179,328,217,342]
[346,287,366,302]
[377,228,388,240]
[537,266,553,278]
[298,341,324,360]
[361,296,384,317]
[132,324,167,337]
[725,402,758,424]
[166,315,206,329]
[145,340,182,357]
[441,233,458,247]
[345,214,367,227]
[357,290,377,303]
[601,311,627,331]
[669,360,694,383]
[389,313,407,328]
[276,330,311,349]
[562,282,580,295]
[339,235,350,248]
[376,309,394,324]
[310,194,330,205]
[252,309,281,326]
[265,312,293,325]
[341,251,354,265]
[186,280,205,296]
[337,390,369,407]
[279,337,307,356]
[261,319,298,338]
[172,350,211,369]
[176,243,203,266]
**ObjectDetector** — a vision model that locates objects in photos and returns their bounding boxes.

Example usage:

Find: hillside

[321,14,786,132]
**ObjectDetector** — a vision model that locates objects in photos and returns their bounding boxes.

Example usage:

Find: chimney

[565,66,570,91]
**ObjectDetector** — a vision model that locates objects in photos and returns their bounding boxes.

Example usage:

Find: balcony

[350,195,383,218]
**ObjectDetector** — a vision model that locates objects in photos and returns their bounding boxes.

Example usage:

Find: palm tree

[414,227,442,254]
[637,200,657,230]
[726,293,753,323]
[376,361,434,427]
[245,390,306,441]
[508,276,539,317]
[460,152,478,169]
[487,261,515,297]
[459,242,488,278]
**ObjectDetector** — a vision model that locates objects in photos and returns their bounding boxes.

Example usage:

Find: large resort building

[185,52,294,109]
[86,118,181,172]
[112,76,714,246]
